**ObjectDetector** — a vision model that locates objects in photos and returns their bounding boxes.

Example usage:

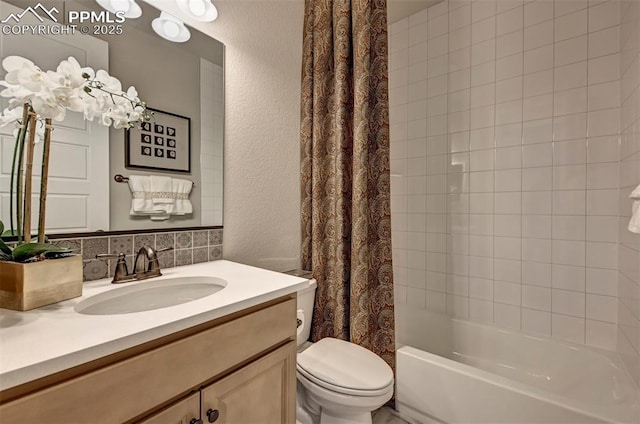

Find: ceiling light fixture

[152,12,191,42]
[176,0,218,22]
[96,0,142,19]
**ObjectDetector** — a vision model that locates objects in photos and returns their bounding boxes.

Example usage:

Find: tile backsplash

[48,228,223,282]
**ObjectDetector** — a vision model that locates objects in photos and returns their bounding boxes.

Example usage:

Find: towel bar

[114,174,195,187]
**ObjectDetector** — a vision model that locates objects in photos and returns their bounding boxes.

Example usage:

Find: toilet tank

[283,270,317,347]
[296,279,317,347]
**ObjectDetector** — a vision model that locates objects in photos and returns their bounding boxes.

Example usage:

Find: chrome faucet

[97,246,173,284]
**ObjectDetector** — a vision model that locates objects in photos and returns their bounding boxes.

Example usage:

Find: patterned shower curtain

[300,0,395,371]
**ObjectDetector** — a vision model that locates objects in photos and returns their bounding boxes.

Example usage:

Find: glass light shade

[176,0,218,22]
[151,11,191,43]
[110,0,130,13]
[188,0,206,16]
[96,0,142,18]
[162,20,180,38]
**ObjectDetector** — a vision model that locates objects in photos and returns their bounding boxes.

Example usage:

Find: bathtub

[395,306,639,423]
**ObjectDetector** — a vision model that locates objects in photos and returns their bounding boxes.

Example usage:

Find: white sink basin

[74,276,227,315]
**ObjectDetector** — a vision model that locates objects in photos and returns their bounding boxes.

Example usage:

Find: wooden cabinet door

[138,393,200,424]
[200,342,296,424]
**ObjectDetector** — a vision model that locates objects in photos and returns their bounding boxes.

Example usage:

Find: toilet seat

[296,338,394,397]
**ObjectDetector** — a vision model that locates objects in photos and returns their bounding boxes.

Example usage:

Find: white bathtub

[396,306,639,423]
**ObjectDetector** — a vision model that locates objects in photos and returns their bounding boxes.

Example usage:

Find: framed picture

[125,107,191,173]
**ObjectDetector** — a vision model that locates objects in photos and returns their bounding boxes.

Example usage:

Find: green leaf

[11,243,70,263]
[0,239,11,256]
[0,221,11,256]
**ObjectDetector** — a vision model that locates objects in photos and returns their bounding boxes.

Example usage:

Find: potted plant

[0,56,150,311]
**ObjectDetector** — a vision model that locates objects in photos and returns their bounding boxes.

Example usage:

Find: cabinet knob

[189,419,203,424]
[206,408,220,423]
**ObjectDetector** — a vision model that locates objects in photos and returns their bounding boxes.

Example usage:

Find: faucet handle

[132,245,173,280]
[96,252,135,284]
[148,246,173,275]
[95,252,124,259]
[148,247,173,271]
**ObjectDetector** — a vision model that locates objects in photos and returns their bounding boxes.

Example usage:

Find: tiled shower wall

[46,228,223,282]
[619,0,640,385]
[389,0,622,350]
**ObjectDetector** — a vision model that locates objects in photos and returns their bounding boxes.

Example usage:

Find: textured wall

[145,0,305,271]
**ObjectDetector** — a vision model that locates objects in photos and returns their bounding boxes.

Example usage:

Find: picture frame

[125,107,191,173]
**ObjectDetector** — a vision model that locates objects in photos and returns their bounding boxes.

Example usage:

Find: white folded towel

[629,184,640,234]
[128,175,193,220]
[173,178,193,215]
[150,176,174,205]
[128,176,167,218]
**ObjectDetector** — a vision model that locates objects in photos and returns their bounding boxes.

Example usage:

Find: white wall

[146,0,305,270]
[390,0,622,350]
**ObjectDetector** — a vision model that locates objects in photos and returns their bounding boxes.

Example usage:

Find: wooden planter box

[0,255,83,311]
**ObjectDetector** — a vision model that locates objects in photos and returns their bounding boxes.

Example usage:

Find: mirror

[0,0,224,235]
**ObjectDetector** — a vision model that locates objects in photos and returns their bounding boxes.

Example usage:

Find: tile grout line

[519,1,525,333]
[584,1,591,345]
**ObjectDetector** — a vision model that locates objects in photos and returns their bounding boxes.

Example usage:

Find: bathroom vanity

[0,261,308,423]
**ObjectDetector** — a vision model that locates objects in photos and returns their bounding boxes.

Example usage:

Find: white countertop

[0,260,309,391]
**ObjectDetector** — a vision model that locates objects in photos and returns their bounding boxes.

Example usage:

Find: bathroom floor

[373,407,410,424]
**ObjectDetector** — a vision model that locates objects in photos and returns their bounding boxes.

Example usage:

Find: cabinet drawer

[0,297,296,424]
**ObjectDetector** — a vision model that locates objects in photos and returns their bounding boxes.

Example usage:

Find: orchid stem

[15,105,30,242]
[9,105,30,238]
[38,119,52,243]
[22,111,37,243]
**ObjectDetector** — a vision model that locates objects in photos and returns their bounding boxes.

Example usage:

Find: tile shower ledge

[0,260,308,391]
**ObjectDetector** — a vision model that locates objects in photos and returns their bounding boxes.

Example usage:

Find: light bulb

[188,0,206,16]
[163,20,180,39]
[176,0,217,22]
[110,0,130,13]
[152,11,190,42]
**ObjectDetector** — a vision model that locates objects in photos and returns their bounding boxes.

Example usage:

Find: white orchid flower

[2,56,35,71]
[0,80,35,106]
[95,69,123,92]
[52,57,86,89]
[3,57,49,94]
[0,55,149,130]
[31,94,67,121]
[81,96,101,122]
[51,86,84,113]
[126,86,138,100]
[0,106,24,129]
[100,113,112,127]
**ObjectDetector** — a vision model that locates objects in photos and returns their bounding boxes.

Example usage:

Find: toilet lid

[297,338,393,394]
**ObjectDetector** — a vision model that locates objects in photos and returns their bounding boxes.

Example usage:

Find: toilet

[294,278,394,424]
